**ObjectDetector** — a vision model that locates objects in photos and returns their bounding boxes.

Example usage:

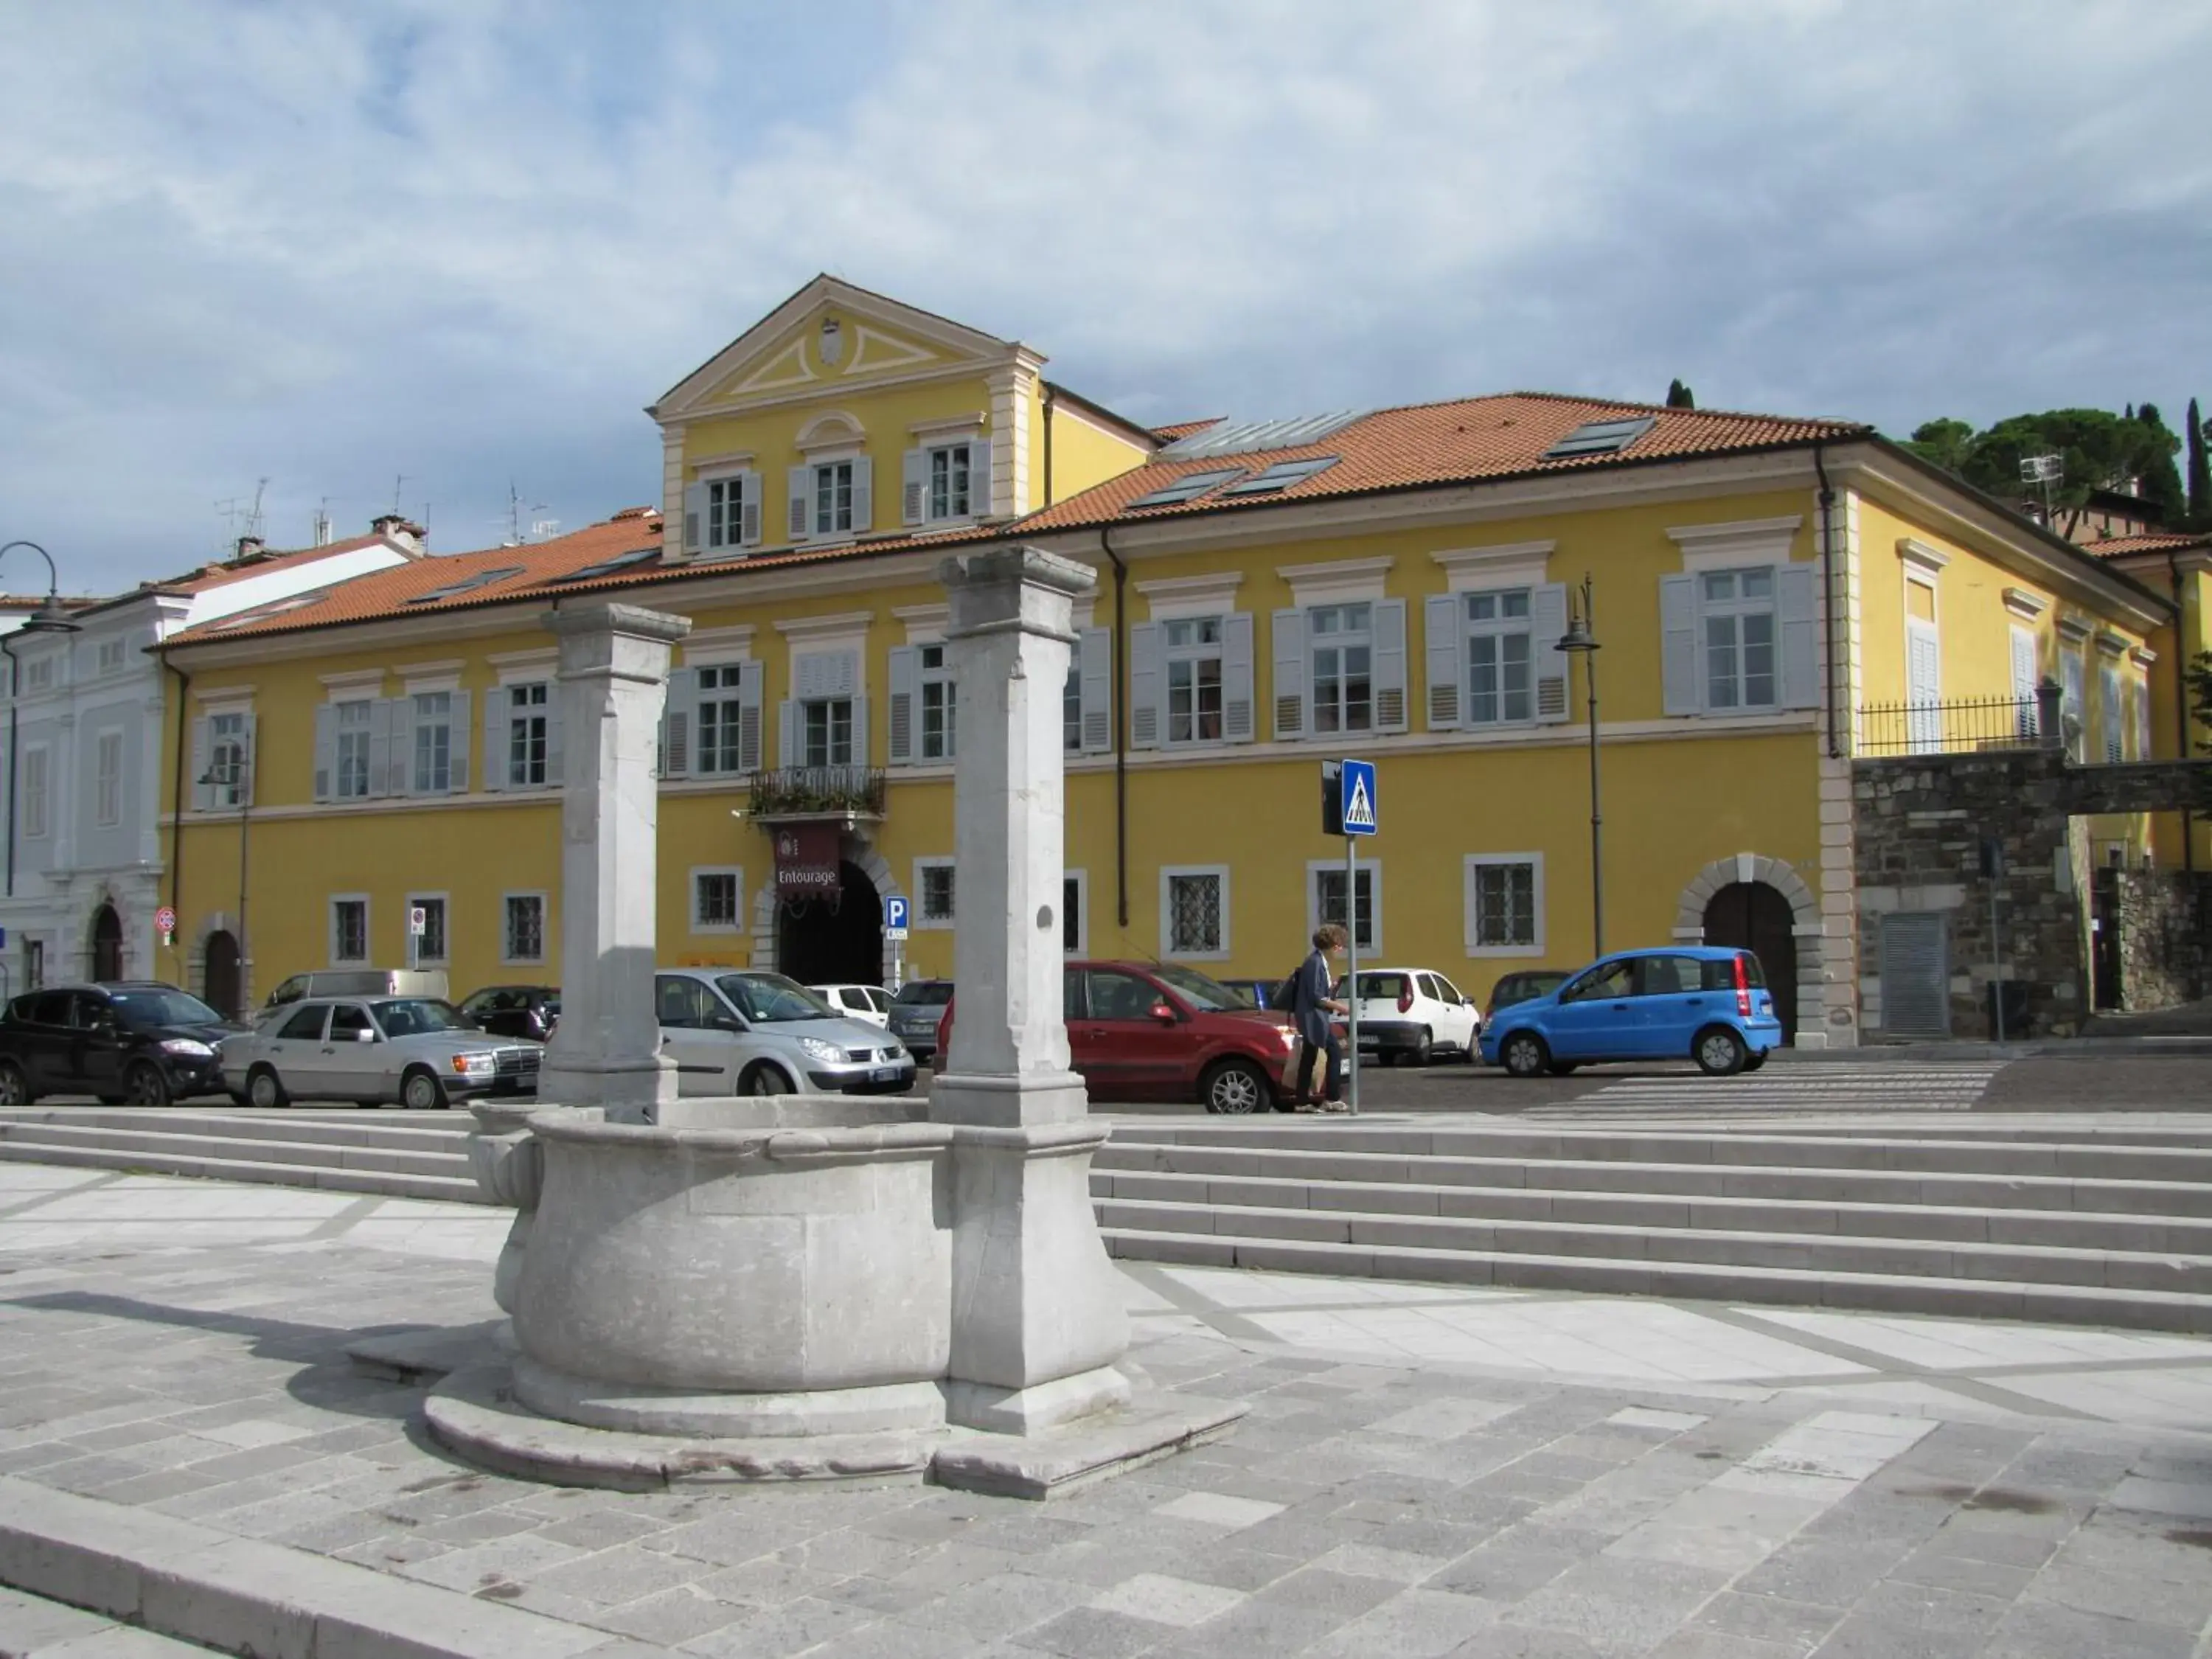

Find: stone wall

[2112,871,2212,1011]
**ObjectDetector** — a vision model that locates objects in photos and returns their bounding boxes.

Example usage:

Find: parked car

[1486,969,1571,1022]
[939,961,1301,1114]
[887,978,955,1063]
[264,969,449,1010]
[656,969,915,1097]
[1216,977,1292,1012]
[220,995,540,1109]
[811,984,892,1027]
[1478,948,1782,1078]
[1334,967,1480,1065]
[459,984,560,1042]
[0,983,246,1107]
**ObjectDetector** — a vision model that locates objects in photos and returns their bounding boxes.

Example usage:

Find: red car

[937,960,1301,1114]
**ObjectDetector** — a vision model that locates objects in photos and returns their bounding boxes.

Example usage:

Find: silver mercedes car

[220,995,540,1109]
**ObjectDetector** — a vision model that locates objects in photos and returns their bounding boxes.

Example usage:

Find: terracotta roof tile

[2083,531,2212,556]
[1150,418,1226,442]
[1023,393,1866,534]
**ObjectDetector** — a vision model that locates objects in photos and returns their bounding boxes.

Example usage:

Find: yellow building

[155,276,2181,1046]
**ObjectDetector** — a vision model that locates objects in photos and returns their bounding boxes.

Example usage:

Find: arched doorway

[204,931,243,1018]
[1703,882,1797,1042]
[775,862,886,987]
[89,905,123,983]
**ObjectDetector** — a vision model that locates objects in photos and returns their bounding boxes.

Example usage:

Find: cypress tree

[2188,397,2211,529]
[1666,378,1695,409]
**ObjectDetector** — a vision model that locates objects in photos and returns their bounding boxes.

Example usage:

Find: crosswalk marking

[1523,1066,2003,1119]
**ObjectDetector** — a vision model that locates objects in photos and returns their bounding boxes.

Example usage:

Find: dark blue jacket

[1287,950,1335,1046]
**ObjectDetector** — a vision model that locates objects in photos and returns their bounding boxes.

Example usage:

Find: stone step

[0,1106,471,1154]
[1105,1126,2212,1184]
[1093,1142,2212,1217]
[1097,1226,2212,1333]
[1090,1168,2212,1254]
[1092,1197,2212,1295]
[0,1119,473,1181]
[0,1138,487,1205]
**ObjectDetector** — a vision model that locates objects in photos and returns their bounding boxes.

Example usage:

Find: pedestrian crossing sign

[1340,758,1377,836]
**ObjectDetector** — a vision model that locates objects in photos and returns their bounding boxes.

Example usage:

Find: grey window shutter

[850,689,869,766]
[312,705,336,802]
[1272,608,1307,739]
[388,695,418,793]
[481,688,506,791]
[1777,562,1819,709]
[1660,574,1700,715]
[683,482,706,554]
[779,698,800,768]
[544,693,564,787]
[902,449,928,526]
[239,714,257,807]
[1222,613,1255,742]
[1424,594,1462,729]
[189,718,212,811]
[972,436,994,515]
[739,470,762,547]
[738,661,764,773]
[661,668,694,778]
[850,456,874,532]
[787,465,812,542]
[448,689,470,793]
[1079,626,1112,752]
[887,645,917,765]
[1130,622,1163,749]
[1532,584,1571,723]
[1373,598,1408,731]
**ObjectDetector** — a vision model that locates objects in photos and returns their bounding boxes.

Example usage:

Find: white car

[810,984,892,1027]
[220,995,540,1109]
[656,969,915,1097]
[1334,967,1481,1065]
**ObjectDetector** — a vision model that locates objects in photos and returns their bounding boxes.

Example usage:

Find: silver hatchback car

[655,969,916,1096]
[221,995,540,1110]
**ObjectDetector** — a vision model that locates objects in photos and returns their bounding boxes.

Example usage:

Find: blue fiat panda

[1478,947,1783,1077]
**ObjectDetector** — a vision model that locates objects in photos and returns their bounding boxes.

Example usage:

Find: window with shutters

[706,477,745,551]
[507,682,550,786]
[1310,862,1378,954]
[210,712,248,807]
[330,897,369,964]
[97,639,125,673]
[1310,603,1372,734]
[1063,659,1082,752]
[1162,866,1228,959]
[1464,589,1534,726]
[927,443,975,521]
[335,700,374,799]
[23,656,52,692]
[813,462,855,536]
[692,868,742,932]
[94,730,122,827]
[2010,627,2041,739]
[504,893,546,964]
[412,693,452,793]
[1701,568,1778,710]
[804,698,855,766]
[2135,674,2152,760]
[698,665,749,775]
[919,644,954,761]
[409,894,448,964]
[2061,648,2087,761]
[1164,616,1225,745]
[21,747,47,838]
[917,859,956,926]
[1464,854,1543,956]
[2101,664,2123,763]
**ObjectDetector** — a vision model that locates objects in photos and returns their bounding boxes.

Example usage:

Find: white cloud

[0,0,2207,590]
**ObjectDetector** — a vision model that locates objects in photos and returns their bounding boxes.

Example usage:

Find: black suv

[459,984,560,1042]
[0,982,246,1107]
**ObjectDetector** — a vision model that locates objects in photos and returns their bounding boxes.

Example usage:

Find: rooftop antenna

[2020,453,2062,524]
[311,496,333,547]
[505,481,550,546]
[213,477,270,550]
[390,473,406,515]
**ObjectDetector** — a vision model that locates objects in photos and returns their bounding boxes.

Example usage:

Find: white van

[262,969,451,1012]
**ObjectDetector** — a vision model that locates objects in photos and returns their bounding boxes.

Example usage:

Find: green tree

[1903,418,1976,474]
[2132,404,2188,523]
[2188,650,2212,745]
[1952,408,2181,535]
[1666,378,1695,409]
[2185,396,2210,529]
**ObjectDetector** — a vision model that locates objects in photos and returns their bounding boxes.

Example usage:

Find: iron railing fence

[748,765,888,818]
[1857,695,2046,759]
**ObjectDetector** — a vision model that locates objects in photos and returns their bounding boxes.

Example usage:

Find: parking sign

[1340,759,1377,836]
[883,895,910,939]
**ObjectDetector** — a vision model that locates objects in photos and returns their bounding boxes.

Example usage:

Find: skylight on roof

[1124,468,1245,510]
[545,547,659,584]
[209,592,327,631]
[1220,456,1339,498]
[404,565,526,604]
[1543,416,1656,459]
[1159,410,1367,459]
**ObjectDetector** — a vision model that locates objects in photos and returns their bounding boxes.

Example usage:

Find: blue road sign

[883,896,911,939]
[1340,759,1377,836]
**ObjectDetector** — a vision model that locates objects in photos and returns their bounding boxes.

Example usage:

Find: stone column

[534,603,689,1123]
[931,548,1130,1433]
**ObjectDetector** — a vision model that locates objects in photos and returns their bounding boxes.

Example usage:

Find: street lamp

[1556,574,1603,958]
[0,540,83,900]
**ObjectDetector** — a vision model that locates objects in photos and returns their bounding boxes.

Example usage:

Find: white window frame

[406,891,451,965]
[926,440,979,524]
[21,745,49,838]
[1062,868,1089,957]
[2100,661,2124,765]
[1307,858,1382,956]
[813,459,856,538]
[1160,864,1231,961]
[407,690,453,794]
[2060,644,2087,762]
[1462,586,1537,728]
[502,891,549,966]
[1464,853,1545,959]
[96,638,126,674]
[1307,601,1376,737]
[695,663,751,776]
[801,695,856,767]
[329,894,371,966]
[691,866,745,934]
[209,709,250,808]
[1162,615,1226,748]
[23,655,52,692]
[1700,566,1781,713]
[93,728,123,828]
[704,473,747,552]
[917,641,955,762]
[914,857,956,929]
[334,697,375,800]
[504,680,552,788]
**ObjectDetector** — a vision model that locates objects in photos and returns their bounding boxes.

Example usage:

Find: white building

[0,523,422,1012]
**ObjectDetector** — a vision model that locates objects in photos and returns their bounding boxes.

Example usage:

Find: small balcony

[747,765,887,824]
[1857,692,2056,759]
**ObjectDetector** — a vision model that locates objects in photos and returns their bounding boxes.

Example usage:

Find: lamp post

[0,540,83,900]
[1556,574,1603,959]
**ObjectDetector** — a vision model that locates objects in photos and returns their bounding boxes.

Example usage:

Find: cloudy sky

[4,2,2208,592]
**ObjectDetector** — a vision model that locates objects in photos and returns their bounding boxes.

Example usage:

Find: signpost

[1324,759,1377,1116]
[883,895,910,992]
[408,905,427,971]
[154,905,176,949]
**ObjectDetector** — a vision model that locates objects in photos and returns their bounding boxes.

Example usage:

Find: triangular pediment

[655,275,1026,419]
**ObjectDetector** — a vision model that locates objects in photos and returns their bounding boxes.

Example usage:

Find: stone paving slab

[0,1172,2208,1656]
